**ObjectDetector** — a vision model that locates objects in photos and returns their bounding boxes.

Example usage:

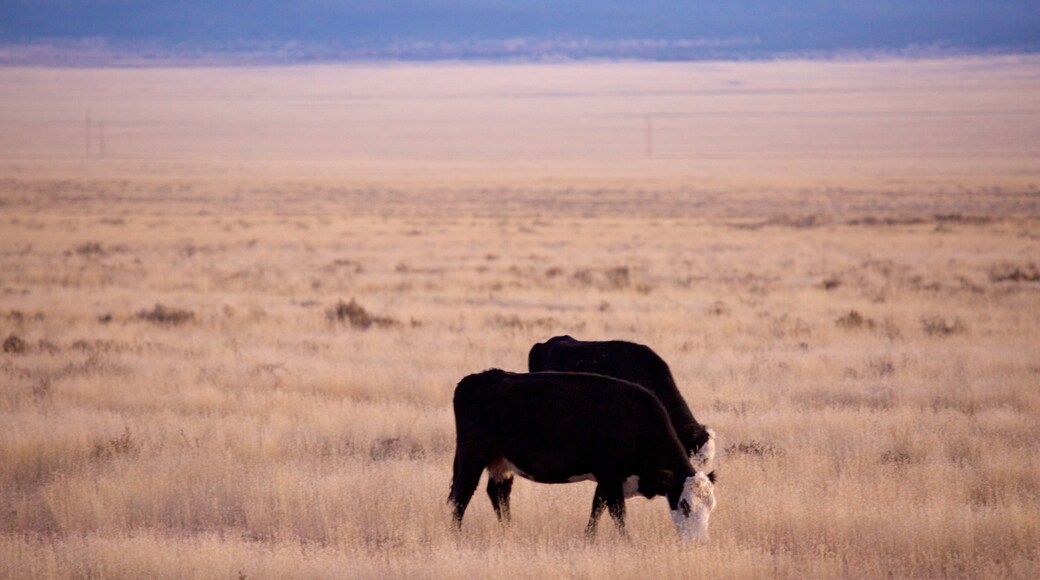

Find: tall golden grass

[1,57,1039,578]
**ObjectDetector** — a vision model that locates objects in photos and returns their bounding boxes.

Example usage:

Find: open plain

[1,56,1039,578]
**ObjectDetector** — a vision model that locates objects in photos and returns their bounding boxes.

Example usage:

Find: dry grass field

[1,56,1039,578]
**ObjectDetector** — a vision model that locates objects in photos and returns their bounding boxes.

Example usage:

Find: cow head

[668,471,716,542]
[690,427,716,472]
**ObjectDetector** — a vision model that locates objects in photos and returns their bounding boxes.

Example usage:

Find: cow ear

[656,469,675,490]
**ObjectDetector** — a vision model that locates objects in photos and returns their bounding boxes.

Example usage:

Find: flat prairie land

[1,57,1039,579]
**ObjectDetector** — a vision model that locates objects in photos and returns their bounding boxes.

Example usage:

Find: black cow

[448,369,716,540]
[528,335,715,468]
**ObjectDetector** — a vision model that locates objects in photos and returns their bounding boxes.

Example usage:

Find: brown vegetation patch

[487,314,560,330]
[325,258,364,273]
[730,214,821,230]
[769,314,811,339]
[4,334,27,354]
[91,427,139,461]
[712,400,756,415]
[835,310,876,330]
[846,216,926,226]
[954,275,986,294]
[820,276,842,290]
[794,387,895,411]
[867,356,897,377]
[880,319,903,340]
[570,266,637,290]
[570,269,594,286]
[70,339,118,353]
[326,298,397,329]
[934,213,992,225]
[4,310,45,324]
[74,242,105,256]
[880,450,916,467]
[604,266,630,289]
[36,339,60,354]
[136,304,195,325]
[921,316,967,337]
[989,262,1039,283]
[707,301,731,316]
[177,244,218,258]
[725,440,786,458]
[369,437,426,461]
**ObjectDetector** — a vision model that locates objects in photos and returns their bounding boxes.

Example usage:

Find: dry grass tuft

[326,298,397,329]
[74,242,105,256]
[488,314,560,330]
[369,437,427,461]
[835,310,876,330]
[707,301,731,316]
[921,315,968,336]
[135,303,195,325]
[724,440,785,458]
[3,334,26,354]
[879,450,915,467]
[91,427,140,461]
[820,276,842,290]
[990,262,1040,283]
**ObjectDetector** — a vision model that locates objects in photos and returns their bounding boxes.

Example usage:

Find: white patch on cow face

[622,475,641,498]
[691,428,716,472]
[567,473,596,483]
[669,472,716,542]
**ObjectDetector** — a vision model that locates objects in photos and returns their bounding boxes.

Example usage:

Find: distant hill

[1,1,1037,63]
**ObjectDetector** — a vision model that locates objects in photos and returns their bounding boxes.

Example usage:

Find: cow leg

[605,490,627,537]
[594,482,624,536]
[448,453,485,530]
[486,474,514,524]
[585,485,608,538]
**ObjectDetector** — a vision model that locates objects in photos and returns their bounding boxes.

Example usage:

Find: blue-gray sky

[1,1,1037,58]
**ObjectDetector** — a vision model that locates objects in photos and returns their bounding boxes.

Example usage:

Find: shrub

[326,298,396,329]
[836,310,875,330]
[724,440,785,458]
[989,262,1039,283]
[91,427,139,461]
[604,266,630,289]
[487,314,558,330]
[707,301,730,316]
[74,242,105,256]
[4,334,27,354]
[369,437,425,461]
[820,276,842,290]
[921,316,967,336]
[880,450,915,467]
[136,304,195,325]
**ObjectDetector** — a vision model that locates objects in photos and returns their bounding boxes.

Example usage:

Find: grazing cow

[448,369,716,541]
[528,335,715,470]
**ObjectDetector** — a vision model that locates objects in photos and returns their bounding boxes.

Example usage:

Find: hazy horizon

[2,1,1038,63]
